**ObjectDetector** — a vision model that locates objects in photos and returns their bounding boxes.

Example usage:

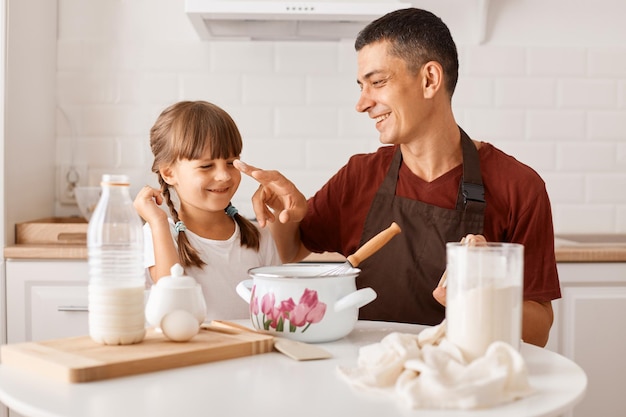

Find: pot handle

[334,287,377,312]
[235,279,253,304]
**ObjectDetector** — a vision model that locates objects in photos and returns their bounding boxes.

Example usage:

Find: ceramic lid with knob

[156,263,198,288]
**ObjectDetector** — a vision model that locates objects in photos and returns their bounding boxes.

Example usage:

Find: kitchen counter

[5,234,626,262]
[1,245,344,261]
[3,244,87,259]
[553,234,626,262]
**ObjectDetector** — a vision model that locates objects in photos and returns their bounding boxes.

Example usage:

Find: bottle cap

[101,174,130,186]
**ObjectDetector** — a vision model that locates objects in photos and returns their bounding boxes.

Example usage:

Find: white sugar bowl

[145,264,207,342]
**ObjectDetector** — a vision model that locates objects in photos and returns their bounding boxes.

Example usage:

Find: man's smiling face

[355,40,427,146]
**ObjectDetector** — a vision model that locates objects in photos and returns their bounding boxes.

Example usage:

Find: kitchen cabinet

[548,262,626,417]
[5,260,88,344]
[3,259,89,417]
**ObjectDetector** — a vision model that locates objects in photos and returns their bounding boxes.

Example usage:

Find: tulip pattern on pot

[250,286,327,333]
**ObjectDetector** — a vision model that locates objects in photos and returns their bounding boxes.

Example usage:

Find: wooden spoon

[203,320,332,361]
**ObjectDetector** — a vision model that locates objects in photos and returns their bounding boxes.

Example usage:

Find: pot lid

[248,263,360,278]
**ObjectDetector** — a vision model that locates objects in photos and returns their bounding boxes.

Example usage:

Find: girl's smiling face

[164,147,241,215]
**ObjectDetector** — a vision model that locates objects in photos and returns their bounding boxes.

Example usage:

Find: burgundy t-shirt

[301,144,561,302]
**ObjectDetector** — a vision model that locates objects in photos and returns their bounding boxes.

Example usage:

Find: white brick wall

[54,0,626,233]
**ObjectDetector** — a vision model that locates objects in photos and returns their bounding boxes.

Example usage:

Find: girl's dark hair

[149,100,260,268]
[355,8,459,98]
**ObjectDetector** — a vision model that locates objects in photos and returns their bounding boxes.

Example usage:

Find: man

[234,8,560,347]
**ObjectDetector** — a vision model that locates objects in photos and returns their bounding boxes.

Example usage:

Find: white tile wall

[54,0,626,234]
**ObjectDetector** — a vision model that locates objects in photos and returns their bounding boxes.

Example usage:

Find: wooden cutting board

[0,328,274,383]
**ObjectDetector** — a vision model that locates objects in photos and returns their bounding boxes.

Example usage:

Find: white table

[0,321,586,417]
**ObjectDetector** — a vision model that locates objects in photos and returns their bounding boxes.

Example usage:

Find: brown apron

[357,128,486,325]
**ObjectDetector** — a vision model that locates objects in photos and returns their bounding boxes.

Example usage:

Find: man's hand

[432,234,487,306]
[432,234,553,347]
[234,160,308,228]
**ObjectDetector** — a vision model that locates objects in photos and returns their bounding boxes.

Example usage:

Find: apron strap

[456,128,486,219]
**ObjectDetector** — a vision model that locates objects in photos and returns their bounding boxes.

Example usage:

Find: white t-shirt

[143,218,281,320]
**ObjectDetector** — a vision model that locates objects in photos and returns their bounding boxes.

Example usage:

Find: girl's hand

[133,186,168,225]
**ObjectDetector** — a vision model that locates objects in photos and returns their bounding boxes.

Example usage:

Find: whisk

[319,222,402,276]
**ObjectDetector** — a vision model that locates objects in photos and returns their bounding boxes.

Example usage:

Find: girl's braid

[158,175,205,268]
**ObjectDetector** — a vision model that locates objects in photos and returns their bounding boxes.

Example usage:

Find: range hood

[185,0,412,41]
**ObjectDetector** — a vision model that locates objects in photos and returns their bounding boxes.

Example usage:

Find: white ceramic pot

[145,264,207,341]
[236,264,377,343]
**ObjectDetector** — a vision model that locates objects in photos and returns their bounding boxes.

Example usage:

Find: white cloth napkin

[337,320,534,410]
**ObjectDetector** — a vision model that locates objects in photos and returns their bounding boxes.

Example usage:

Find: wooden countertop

[2,245,347,262]
[10,217,622,262]
[553,234,626,262]
[4,244,87,260]
[5,236,626,262]
[554,246,626,262]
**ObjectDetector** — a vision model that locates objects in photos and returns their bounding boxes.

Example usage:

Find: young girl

[134,100,280,320]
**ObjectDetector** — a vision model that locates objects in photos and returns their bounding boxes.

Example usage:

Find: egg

[160,309,200,342]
